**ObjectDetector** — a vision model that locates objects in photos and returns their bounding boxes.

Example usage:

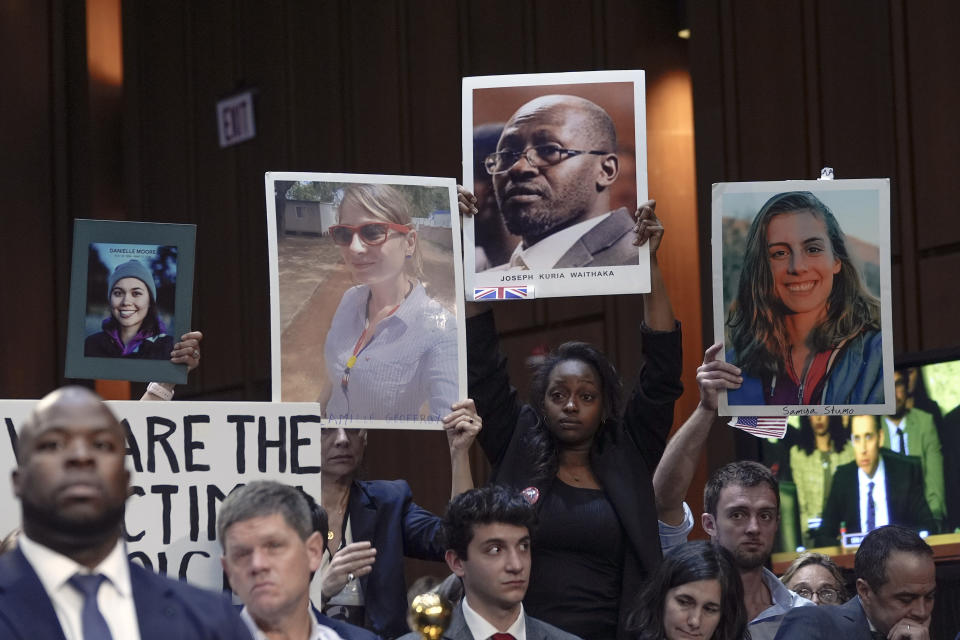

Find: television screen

[760,349,960,552]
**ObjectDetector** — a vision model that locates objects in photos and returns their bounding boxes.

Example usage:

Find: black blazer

[0,546,252,640]
[774,596,873,640]
[344,479,445,639]
[815,449,936,546]
[467,311,683,639]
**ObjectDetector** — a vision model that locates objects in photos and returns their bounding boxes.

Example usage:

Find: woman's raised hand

[457,186,478,216]
[443,398,482,455]
[633,200,663,254]
[696,343,743,412]
[170,330,203,372]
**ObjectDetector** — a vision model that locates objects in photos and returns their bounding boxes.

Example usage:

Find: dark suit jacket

[815,449,936,546]
[342,479,445,639]
[774,596,873,640]
[395,601,583,640]
[553,207,639,268]
[467,311,682,639]
[0,547,252,640]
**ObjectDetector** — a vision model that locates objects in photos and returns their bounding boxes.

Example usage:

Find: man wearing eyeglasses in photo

[482,94,651,271]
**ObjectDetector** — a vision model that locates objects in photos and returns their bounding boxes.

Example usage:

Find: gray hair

[217,481,314,549]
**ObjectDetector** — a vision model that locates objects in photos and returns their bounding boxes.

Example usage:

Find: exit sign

[216,91,256,148]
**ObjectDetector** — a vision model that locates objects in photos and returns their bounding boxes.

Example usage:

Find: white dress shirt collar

[461,596,526,640]
[18,533,140,640]
[507,212,611,270]
[240,605,345,640]
[857,457,889,532]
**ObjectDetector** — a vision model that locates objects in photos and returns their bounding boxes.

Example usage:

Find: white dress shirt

[18,534,141,640]
[858,458,890,532]
[501,212,611,270]
[461,596,526,640]
[240,605,345,640]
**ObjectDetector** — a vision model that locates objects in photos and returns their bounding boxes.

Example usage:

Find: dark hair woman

[725,191,883,406]
[627,541,748,640]
[463,188,681,640]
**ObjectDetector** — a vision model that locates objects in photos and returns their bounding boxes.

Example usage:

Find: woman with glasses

[780,552,848,605]
[321,183,458,422]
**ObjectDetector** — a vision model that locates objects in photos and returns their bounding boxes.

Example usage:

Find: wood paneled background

[2,0,959,622]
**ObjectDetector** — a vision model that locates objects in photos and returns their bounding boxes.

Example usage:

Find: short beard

[733,547,769,571]
[501,204,563,242]
[22,498,125,543]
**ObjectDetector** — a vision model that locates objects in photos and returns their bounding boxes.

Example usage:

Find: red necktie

[491,635,515,640]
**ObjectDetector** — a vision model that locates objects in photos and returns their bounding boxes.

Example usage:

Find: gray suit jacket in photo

[396,601,582,640]
[773,596,874,640]
[553,207,639,268]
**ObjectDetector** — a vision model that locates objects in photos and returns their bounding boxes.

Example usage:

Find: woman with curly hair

[627,541,748,640]
[463,189,682,640]
[726,191,883,406]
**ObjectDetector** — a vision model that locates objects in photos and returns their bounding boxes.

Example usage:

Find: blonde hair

[340,184,423,279]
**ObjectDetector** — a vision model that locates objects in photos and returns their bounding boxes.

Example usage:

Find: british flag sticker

[473,286,531,300]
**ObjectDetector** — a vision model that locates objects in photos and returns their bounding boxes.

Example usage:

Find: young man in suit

[0,386,252,640]
[774,525,936,640]
[397,485,580,640]
[815,414,935,547]
[218,481,378,640]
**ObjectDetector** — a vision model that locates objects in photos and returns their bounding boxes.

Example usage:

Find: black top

[84,331,174,359]
[526,480,624,640]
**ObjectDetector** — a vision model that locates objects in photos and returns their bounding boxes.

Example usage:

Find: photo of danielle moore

[84,256,176,359]
[319,183,458,421]
[723,190,884,406]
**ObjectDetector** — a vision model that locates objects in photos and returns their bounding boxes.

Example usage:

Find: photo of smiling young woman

[83,248,177,360]
[716,185,889,410]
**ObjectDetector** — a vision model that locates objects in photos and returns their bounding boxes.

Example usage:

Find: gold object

[327,530,334,540]
[406,592,452,640]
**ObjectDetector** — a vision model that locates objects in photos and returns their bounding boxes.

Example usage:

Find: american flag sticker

[473,286,532,300]
[728,416,789,439]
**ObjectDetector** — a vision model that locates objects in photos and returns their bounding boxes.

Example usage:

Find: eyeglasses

[484,143,610,175]
[793,586,840,603]
[329,222,411,247]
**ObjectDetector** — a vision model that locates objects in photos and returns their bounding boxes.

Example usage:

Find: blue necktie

[866,481,876,532]
[897,427,906,454]
[68,573,114,640]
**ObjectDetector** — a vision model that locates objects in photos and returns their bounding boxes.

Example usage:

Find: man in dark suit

[774,525,936,640]
[815,415,935,547]
[397,486,580,640]
[483,94,644,270]
[0,386,251,639]
[218,481,378,640]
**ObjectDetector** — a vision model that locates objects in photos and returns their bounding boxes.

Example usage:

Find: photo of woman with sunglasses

[319,182,458,422]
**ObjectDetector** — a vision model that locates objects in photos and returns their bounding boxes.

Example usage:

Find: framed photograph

[64,220,196,383]
[462,70,649,299]
[265,172,467,429]
[712,179,895,416]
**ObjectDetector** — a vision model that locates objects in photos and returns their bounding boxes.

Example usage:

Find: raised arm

[141,330,203,400]
[654,343,742,526]
[443,399,482,498]
[622,201,682,465]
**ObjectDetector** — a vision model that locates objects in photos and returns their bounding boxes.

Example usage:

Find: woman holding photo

[85,258,177,360]
[320,183,457,422]
[726,191,883,406]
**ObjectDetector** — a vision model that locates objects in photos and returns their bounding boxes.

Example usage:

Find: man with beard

[652,344,812,640]
[483,94,643,270]
[882,370,945,523]
[0,386,251,640]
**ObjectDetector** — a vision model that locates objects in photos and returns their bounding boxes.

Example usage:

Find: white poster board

[712,179,895,416]
[462,70,650,299]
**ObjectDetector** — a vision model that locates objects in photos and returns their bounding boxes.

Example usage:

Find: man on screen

[815,415,935,546]
[483,94,641,270]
